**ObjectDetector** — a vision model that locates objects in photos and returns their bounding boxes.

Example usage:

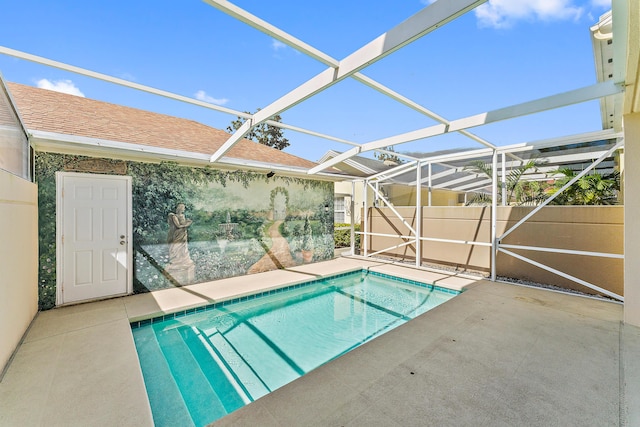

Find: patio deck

[0,257,638,426]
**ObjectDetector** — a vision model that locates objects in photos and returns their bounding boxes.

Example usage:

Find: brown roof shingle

[7,82,316,169]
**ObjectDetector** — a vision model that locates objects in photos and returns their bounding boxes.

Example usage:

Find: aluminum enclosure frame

[0,1,628,301]
[351,132,625,301]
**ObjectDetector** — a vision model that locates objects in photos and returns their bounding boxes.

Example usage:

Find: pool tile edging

[130,268,459,329]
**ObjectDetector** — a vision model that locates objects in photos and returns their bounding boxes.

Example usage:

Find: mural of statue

[167,203,194,269]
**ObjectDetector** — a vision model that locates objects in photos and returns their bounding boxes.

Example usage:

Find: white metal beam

[363,180,369,257]
[448,82,622,133]
[0,45,383,158]
[452,178,492,192]
[498,248,623,301]
[407,165,461,187]
[368,160,419,181]
[416,129,620,166]
[501,129,621,154]
[491,150,498,281]
[353,73,500,151]
[501,153,507,206]
[368,240,415,258]
[210,0,486,162]
[309,125,448,174]
[203,1,502,158]
[499,139,624,240]
[499,244,624,259]
[427,163,432,206]
[311,83,623,174]
[367,181,417,236]
[366,82,623,153]
[0,45,247,117]
[432,173,481,189]
[202,0,337,67]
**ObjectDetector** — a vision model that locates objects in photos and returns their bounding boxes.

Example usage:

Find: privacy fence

[362,206,623,298]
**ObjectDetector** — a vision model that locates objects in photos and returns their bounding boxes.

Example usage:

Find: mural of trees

[34,153,334,309]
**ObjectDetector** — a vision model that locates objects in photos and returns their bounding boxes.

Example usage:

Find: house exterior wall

[365,205,623,297]
[35,153,334,310]
[624,113,640,325]
[334,181,369,224]
[0,169,38,373]
[334,181,355,224]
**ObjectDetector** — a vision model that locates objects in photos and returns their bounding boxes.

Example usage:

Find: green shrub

[334,223,360,248]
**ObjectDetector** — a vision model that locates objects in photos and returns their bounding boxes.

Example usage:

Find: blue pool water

[131,270,459,426]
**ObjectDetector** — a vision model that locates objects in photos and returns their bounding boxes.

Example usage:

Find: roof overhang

[28,130,355,182]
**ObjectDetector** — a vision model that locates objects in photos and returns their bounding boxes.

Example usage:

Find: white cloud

[271,39,287,51]
[590,0,611,8]
[419,0,437,4]
[118,72,136,81]
[475,0,584,29]
[194,90,229,105]
[36,79,85,97]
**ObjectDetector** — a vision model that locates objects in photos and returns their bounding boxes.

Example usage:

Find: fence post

[416,162,422,267]
[491,150,498,281]
[363,179,368,258]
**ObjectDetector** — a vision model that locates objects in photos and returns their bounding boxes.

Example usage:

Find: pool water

[131,270,459,426]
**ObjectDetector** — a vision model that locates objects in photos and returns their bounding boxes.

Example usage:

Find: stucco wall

[0,170,38,373]
[386,186,462,207]
[366,205,623,297]
[334,181,363,224]
[624,113,640,325]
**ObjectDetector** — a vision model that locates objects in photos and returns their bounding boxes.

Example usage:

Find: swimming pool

[131,269,459,426]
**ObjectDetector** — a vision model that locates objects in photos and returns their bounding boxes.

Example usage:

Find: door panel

[59,173,130,304]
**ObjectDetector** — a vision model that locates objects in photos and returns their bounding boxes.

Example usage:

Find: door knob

[120,240,126,245]
[120,235,125,239]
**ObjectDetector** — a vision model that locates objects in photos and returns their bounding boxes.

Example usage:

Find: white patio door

[57,172,132,304]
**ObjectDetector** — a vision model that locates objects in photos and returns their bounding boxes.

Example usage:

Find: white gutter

[28,130,355,181]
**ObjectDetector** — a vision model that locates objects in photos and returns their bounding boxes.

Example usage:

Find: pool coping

[129,267,462,329]
[123,257,480,324]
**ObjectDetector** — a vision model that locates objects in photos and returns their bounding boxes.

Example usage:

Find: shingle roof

[7,82,317,169]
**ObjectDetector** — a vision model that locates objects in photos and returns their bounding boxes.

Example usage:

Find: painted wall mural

[35,153,334,310]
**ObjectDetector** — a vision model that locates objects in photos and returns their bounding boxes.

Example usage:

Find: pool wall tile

[130,268,459,329]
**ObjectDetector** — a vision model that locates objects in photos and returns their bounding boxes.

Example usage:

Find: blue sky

[0,0,612,162]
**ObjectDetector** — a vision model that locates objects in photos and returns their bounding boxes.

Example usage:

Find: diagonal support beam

[0,45,370,154]
[352,73,503,151]
[498,248,623,301]
[0,45,247,118]
[203,0,338,67]
[367,182,417,236]
[209,0,486,162]
[309,81,624,174]
[499,139,624,240]
[308,124,448,174]
[204,0,503,156]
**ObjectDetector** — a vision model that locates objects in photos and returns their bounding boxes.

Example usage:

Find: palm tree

[547,168,620,205]
[463,159,547,205]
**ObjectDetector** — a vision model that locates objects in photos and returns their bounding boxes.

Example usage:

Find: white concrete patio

[0,257,637,426]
